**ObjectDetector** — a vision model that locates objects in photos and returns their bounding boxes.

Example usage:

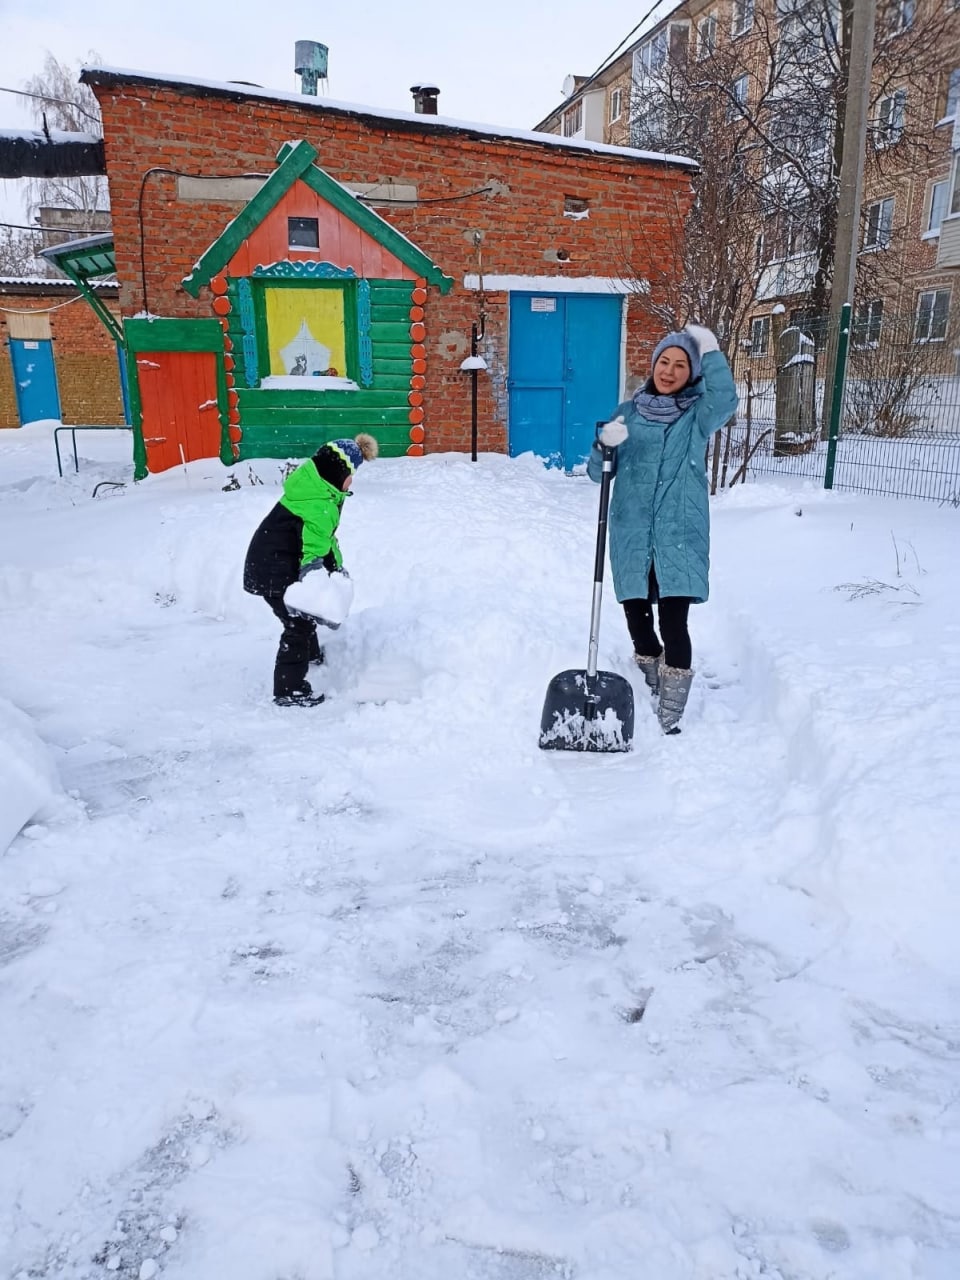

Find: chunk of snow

[0,698,61,855]
[284,568,354,625]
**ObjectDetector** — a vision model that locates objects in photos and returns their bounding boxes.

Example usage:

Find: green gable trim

[181,139,453,297]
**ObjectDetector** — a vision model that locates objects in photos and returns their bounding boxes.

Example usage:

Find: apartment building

[536,0,960,362]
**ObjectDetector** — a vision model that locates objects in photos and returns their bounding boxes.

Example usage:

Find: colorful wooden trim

[407,278,428,455]
[251,261,358,280]
[182,139,453,298]
[236,278,259,388]
[357,280,373,387]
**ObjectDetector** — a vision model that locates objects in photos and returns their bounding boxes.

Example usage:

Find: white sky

[0,0,673,226]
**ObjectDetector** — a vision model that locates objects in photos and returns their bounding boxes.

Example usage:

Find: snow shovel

[538,431,634,753]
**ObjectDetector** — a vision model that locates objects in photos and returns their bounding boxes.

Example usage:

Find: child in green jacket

[243,434,378,706]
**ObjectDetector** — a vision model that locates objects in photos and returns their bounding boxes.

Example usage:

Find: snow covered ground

[2,423,959,1280]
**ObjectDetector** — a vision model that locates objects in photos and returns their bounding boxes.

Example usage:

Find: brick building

[0,277,125,429]
[76,67,696,478]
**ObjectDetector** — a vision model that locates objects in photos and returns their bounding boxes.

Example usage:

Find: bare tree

[0,225,45,277]
[616,0,952,338]
[23,52,108,219]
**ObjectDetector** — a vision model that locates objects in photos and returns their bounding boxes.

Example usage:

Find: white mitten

[684,324,720,354]
[599,416,628,447]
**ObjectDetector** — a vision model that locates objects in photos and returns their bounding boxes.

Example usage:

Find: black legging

[265,596,322,697]
[622,567,693,670]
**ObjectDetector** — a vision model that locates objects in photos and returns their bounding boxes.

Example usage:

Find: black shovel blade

[538,669,635,752]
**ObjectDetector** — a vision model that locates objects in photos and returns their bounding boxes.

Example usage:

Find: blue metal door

[508,292,621,469]
[10,338,61,424]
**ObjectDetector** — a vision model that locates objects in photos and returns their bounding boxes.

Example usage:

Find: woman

[588,324,737,734]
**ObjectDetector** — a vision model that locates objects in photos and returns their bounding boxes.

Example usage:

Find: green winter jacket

[280,460,347,568]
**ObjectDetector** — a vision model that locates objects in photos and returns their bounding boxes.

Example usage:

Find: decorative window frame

[242,262,374,389]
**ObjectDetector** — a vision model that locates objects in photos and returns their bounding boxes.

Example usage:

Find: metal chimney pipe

[410,84,440,115]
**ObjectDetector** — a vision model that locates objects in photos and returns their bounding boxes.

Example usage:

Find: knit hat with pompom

[312,433,379,489]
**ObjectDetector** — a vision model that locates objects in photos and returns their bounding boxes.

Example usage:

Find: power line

[546,0,680,115]
[0,84,101,126]
[0,219,108,234]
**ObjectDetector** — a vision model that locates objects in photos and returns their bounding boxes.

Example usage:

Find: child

[243,434,378,706]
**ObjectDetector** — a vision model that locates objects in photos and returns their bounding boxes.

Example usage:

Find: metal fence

[709,309,960,505]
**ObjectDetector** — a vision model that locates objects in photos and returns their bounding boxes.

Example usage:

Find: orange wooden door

[135,350,222,473]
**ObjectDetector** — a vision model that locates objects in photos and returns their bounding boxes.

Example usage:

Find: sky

[0,0,672,226]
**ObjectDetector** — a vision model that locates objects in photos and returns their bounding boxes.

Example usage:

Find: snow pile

[0,696,61,853]
[0,424,959,1280]
[284,566,354,625]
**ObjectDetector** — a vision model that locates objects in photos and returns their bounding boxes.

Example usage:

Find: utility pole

[821,0,877,438]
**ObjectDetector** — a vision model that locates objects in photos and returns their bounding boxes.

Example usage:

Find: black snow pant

[265,597,322,698]
[622,567,693,671]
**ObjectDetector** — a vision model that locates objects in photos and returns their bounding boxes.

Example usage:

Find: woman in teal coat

[588,324,737,734]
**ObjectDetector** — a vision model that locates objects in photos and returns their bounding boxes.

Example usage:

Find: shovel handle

[586,426,617,680]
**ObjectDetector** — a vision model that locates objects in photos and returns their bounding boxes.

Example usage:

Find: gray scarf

[632,379,701,426]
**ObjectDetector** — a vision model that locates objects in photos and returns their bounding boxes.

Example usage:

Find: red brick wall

[91,79,694,453]
[0,291,125,428]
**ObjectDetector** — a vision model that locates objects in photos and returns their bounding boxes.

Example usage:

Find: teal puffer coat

[588,350,737,604]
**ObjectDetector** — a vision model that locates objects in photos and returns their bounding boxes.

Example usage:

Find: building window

[939,67,960,122]
[750,315,770,355]
[853,299,883,348]
[876,90,906,146]
[609,87,623,123]
[288,217,320,249]
[926,179,950,236]
[727,74,749,120]
[915,289,950,342]
[698,12,718,57]
[888,0,915,33]
[636,30,668,75]
[669,22,690,61]
[562,100,583,136]
[863,197,894,250]
[733,0,755,36]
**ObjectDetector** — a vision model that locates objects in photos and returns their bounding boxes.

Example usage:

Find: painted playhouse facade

[79,68,696,478]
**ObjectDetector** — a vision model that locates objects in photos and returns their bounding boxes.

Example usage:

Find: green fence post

[824,302,852,491]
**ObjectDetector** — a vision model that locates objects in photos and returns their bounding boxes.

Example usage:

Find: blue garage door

[508,292,621,469]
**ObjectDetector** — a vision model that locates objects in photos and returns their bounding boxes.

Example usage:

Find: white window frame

[697,12,718,58]
[876,89,906,147]
[750,315,770,356]
[728,74,749,120]
[914,288,950,343]
[562,100,583,137]
[733,0,755,37]
[635,30,668,77]
[863,196,894,251]
[888,0,915,33]
[924,178,950,238]
[609,86,623,123]
[853,298,883,349]
[939,67,960,125]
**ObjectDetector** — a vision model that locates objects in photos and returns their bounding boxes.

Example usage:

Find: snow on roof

[0,275,116,288]
[39,232,114,260]
[0,127,102,146]
[81,65,698,170]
